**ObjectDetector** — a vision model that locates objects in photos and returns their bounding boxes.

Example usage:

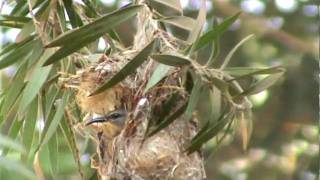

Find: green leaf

[194,12,241,50]
[62,0,84,28]
[187,0,206,43]
[144,64,172,93]
[60,114,84,178]
[0,35,35,56]
[1,116,24,156]
[22,97,38,159]
[18,60,52,113]
[186,110,234,154]
[185,78,203,121]
[159,16,195,31]
[205,18,220,66]
[48,133,59,176]
[0,62,28,117]
[150,0,182,13]
[43,5,143,65]
[209,86,221,121]
[240,72,284,96]
[220,34,254,69]
[225,66,285,79]
[148,101,188,137]
[39,92,69,147]
[209,76,229,92]
[0,157,36,180]
[0,134,25,153]
[151,54,191,66]
[16,21,35,42]
[0,15,31,28]
[90,39,156,95]
[0,39,35,69]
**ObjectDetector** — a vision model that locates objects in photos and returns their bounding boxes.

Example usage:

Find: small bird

[86,109,127,140]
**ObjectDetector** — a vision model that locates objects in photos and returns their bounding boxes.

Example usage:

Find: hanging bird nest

[59,2,206,179]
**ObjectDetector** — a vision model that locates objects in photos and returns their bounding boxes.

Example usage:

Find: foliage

[0,0,287,179]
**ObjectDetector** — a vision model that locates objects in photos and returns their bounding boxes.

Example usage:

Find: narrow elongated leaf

[0,39,34,69]
[16,21,35,42]
[18,63,52,113]
[236,110,252,150]
[151,0,182,13]
[225,66,285,79]
[0,35,35,56]
[0,134,25,153]
[209,86,221,121]
[194,12,241,50]
[209,76,228,92]
[159,16,195,31]
[144,64,172,93]
[220,34,254,69]
[91,39,156,95]
[22,97,38,159]
[148,102,188,137]
[185,79,203,121]
[44,5,143,65]
[151,54,191,66]
[48,133,59,175]
[240,72,284,96]
[40,92,69,146]
[62,0,83,28]
[187,0,206,43]
[1,116,24,156]
[0,15,31,28]
[60,111,84,178]
[186,110,234,154]
[0,63,28,116]
[0,157,36,180]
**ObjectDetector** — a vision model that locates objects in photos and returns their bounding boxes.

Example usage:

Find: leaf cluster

[0,0,284,178]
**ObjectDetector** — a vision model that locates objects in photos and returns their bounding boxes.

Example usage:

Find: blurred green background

[0,0,318,179]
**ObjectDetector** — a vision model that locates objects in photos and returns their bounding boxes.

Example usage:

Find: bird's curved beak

[85,116,110,126]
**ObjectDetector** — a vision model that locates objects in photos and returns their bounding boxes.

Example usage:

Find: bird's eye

[109,112,121,119]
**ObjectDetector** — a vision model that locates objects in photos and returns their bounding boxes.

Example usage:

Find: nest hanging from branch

[61,2,206,179]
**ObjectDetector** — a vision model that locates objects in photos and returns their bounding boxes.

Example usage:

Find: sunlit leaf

[240,72,284,96]
[236,110,252,150]
[44,5,143,65]
[144,64,172,93]
[194,12,241,50]
[159,16,195,31]
[91,39,156,95]
[225,66,285,80]
[0,15,31,28]
[16,21,35,42]
[209,86,221,121]
[18,59,52,113]
[187,0,206,43]
[151,54,191,66]
[150,0,182,13]
[220,34,254,69]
